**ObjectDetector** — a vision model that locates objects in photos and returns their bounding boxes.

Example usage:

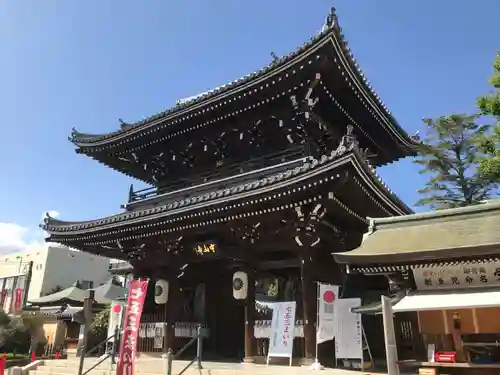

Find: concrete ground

[31,357,388,375]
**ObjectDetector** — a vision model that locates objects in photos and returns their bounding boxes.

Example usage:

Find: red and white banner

[316,283,339,344]
[117,279,149,375]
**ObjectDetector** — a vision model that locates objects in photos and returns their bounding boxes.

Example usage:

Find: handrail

[85,329,117,357]
[79,327,119,375]
[129,146,308,203]
[166,325,203,375]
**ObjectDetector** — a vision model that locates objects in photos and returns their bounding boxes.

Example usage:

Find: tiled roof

[69,8,415,149]
[42,147,411,235]
[334,200,500,264]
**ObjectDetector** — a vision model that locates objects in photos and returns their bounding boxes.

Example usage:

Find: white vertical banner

[107,301,125,342]
[316,283,339,344]
[267,301,297,366]
[334,298,363,360]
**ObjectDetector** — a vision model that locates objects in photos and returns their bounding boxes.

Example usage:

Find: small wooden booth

[334,200,500,374]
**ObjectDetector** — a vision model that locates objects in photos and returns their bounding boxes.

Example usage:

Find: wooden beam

[258,259,300,270]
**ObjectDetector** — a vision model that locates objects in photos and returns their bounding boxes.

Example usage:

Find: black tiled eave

[43,153,332,233]
[70,29,335,145]
[69,15,414,151]
[42,148,410,237]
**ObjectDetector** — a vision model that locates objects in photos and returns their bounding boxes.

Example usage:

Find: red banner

[14,288,23,312]
[0,289,5,308]
[117,279,149,375]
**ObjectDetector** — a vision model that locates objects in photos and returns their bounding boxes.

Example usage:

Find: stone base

[242,356,255,363]
[299,357,315,366]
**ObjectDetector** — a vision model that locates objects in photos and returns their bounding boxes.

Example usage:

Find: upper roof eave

[41,147,411,237]
[68,8,419,152]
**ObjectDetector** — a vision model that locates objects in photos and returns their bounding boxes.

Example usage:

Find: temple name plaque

[413,261,500,291]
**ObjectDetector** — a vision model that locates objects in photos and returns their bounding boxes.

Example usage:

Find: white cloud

[0,211,61,255]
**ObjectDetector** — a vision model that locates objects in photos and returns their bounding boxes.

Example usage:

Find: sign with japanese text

[117,279,149,375]
[267,301,297,361]
[334,298,363,360]
[413,262,500,291]
[192,242,218,257]
[317,283,339,344]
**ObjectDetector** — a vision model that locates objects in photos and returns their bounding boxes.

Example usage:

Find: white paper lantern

[233,271,248,300]
[154,279,169,304]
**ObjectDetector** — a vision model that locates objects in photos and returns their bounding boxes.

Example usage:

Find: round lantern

[233,271,248,300]
[154,279,169,304]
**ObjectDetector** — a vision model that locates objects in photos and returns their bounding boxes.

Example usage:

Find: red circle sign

[112,304,122,313]
[323,290,336,303]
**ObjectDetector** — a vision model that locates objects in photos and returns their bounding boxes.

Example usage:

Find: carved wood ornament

[294,203,326,249]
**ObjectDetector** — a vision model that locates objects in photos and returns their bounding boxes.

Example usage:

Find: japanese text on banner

[117,279,149,375]
[268,301,297,359]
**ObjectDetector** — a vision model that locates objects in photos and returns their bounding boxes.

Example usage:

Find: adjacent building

[0,245,112,313]
[334,200,500,369]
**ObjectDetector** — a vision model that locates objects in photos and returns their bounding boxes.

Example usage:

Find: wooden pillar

[301,256,316,362]
[163,273,180,354]
[243,268,256,363]
[293,203,326,363]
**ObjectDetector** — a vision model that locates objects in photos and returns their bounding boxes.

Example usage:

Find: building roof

[68,8,418,154]
[28,286,87,306]
[334,200,500,265]
[93,279,127,302]
[28,281,127,306]
[41,144,412,258]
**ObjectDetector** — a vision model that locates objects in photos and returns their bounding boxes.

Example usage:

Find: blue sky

[0,0,498,252]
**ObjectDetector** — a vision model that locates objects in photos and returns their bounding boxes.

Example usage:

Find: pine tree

[413,114,495,209]
[477,53,500,179]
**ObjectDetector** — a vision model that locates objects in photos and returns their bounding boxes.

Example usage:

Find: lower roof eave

[42,149,411,248]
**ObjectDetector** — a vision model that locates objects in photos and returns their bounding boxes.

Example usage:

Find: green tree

[90,308,109,339]
[0,311,36,354]
[88,308,110,351]
[414,114,495,209]
[477,53,500,179]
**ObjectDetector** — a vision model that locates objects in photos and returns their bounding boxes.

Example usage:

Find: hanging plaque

[192,241,219,258]
[413,261,500,291]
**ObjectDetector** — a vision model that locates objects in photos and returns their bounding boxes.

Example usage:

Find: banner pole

[310,282,323,370]
[315,281,319,361]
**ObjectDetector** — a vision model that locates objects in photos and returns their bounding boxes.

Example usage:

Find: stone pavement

[30,357,387,375]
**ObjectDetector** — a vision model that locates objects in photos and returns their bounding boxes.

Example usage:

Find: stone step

[31,359,365,375]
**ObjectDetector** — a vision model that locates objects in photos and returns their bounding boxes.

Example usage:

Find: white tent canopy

[392,289,500,312]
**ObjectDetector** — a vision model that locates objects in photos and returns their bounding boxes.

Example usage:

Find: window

[4,278,14,295]
[80,280,94,290]
[15,276,26,290]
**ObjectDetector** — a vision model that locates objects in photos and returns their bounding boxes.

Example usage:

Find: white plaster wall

[40,246,111,296]
[0,246,112,300]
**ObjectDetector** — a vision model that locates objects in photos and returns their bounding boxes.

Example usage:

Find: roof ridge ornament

[334,125,359,155]
[43,211,53,224]
[410,130,421,142]
[119,118,133,130]
[322,7,339,33]
[68,127,79,141]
